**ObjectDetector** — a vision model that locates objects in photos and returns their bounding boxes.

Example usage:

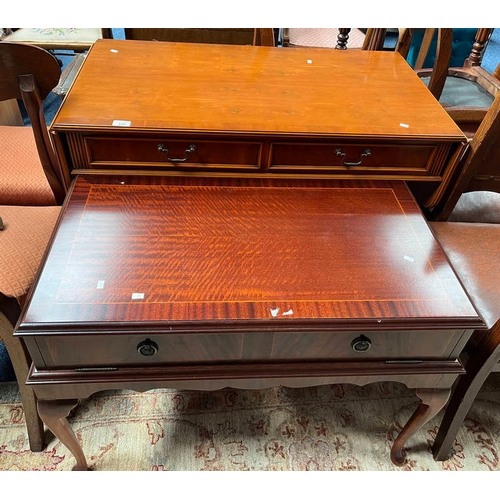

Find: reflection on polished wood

[22,176,479,327]
[54,40,462,137]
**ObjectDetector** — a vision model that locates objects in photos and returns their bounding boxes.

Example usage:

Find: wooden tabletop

[20,176,482,332]
[52,39,465,141]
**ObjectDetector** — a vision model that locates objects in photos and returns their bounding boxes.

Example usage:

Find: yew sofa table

[49,39,467,211]
[15,175,483,470]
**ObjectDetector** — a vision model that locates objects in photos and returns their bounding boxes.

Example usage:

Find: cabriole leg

[37,399,88,471]
[391,388,450,466]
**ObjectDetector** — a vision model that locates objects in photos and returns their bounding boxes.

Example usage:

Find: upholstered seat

[0,126,56,206]
[0,42,66,452]
[420,76,495,109]
[447,192,500,224]
[283,28,366,48]
[3,28,111,51]
[0,205,60,451]
[0,205,60,304]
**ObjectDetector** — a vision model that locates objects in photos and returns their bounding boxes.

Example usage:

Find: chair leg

[432,320,500,461]
[0,311,45,451]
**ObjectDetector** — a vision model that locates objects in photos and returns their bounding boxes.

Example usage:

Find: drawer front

[36,332,245,369]
[84,137,262,171]
[33,329,465,369]
[270,142,448,176]
[271,330,466,361]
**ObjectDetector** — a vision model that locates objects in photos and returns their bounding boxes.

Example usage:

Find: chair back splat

[0,43,65,203]
[430,90,500,221]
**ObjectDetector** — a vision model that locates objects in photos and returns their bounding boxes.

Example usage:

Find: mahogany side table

[15,175,484,470]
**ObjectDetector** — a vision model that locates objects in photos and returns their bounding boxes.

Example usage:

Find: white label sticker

[96,280,105,289]
[110,49,119,53]
[131,293,145,300]
[112,120,131,127]
[399,123,410,128]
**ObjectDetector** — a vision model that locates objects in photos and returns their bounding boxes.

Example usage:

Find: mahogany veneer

[16,176,484,469]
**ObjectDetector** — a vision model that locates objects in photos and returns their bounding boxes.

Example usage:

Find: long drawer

[269,141,450,176]
[31,329,467,369]
[84,136,262,171]
[61,132,454,180]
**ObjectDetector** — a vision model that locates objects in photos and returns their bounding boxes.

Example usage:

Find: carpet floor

[3,374,500,471]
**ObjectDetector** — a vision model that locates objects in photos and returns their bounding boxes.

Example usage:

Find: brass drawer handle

[137,339,159,357]
[351,335,372,352]
[335,148,371,167]
[157,143,196,162]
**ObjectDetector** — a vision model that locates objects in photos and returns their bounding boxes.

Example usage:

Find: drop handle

[157,143,196,162]
[351,335,372,352]
[137,339,159,357]
[335,148,371,167]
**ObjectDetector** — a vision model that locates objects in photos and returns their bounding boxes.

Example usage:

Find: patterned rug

[2,374,500,472]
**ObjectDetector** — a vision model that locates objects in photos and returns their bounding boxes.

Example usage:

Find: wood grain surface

[53,39,464,140]
[18,176,481,331]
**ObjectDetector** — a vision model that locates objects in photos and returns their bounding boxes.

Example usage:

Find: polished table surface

[53,39,463,139]
[50,40,467,210]
[21,177,479,329]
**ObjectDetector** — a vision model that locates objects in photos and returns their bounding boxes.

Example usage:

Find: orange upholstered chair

[0,42,66,451]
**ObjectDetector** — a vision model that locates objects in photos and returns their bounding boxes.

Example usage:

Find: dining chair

[397,28,499,137]
[2,28,112,52]
[429,221,500,461]
[425,90,500,460]
[430,84,500,222]
[3,29,113,98]
[0,41,66,451]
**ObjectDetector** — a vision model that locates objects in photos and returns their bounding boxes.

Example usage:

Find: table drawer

[269,142,447,176]
[84,136,262,171]
[34,332,245,369]
[271,330,466,360]
[32,328,466,369]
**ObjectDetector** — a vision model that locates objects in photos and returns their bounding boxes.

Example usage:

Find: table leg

[37,399,88,471]
[390,388,450,466]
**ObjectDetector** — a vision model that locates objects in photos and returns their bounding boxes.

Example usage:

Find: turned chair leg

[0,311,45,451]
[391,388,450,466]
[433,321,500,461]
